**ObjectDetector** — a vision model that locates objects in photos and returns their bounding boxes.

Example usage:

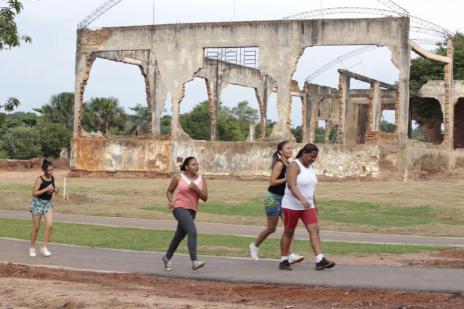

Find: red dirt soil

[1,263,463,308]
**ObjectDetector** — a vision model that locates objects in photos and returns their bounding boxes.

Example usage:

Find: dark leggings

[166,207,197,261]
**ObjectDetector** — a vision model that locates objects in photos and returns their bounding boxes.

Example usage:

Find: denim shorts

[30,197,53,217]
[264,191,283,217]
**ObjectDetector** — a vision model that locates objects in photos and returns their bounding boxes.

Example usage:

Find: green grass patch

[0,218,442,258]
[0,183,32,192]
[142,199,462,227]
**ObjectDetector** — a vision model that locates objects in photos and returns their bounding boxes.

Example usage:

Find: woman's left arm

[190,178,208,201]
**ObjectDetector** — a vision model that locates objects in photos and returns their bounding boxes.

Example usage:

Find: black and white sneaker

[315,257,335,270]
[279,260,292,270]
[162,255,172,271]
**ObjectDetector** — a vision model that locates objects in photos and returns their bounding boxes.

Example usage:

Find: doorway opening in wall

[454,97,464,148]
[409,97,444,144]
[316,120,327,143]
[292,45,399,144]
[290,96,303,142]
[380,110,396,133]
[178,77,209,140]
[83,58,147,136]
[218,84,260,141]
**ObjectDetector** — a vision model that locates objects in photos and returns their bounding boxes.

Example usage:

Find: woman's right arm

[32,177,53,197]
[286,162,311,209]
[166,175,180,208]
[268,161,286,187]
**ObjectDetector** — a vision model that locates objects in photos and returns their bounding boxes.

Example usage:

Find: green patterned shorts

[30,197,53,217]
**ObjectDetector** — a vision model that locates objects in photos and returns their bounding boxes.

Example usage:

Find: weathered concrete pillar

[73,52,95,138]
[269,80,293,140]
[325,121,333,142]
[254,87,268,140]
[205,77,220,141]
[337,72,351,144]
[444,38,455,168]
[301,88,308,143]
[247,121,256,142]
[444,38,455,150]
[368,81,382,131]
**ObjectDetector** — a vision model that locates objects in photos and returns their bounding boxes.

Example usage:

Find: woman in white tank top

[279,143,336,271]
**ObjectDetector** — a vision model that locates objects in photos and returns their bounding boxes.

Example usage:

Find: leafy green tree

[161,114,171,135]
[1,0,31,111]
[0,0,31,50]
[34,92,75,131]
[180,101,211,140]
[125,103,149,135]
[291,126,302,143]
[380,120,396,133]
[0,97,20,111]
[82,97,126,135]
[2,126,41,159]
[410,32,464,92]
[35,120,71,158]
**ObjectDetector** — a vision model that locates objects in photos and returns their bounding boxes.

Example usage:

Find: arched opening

[292,45,398,145]
[454,98,464,148]
[83,58,146,136]
[219,84,260,141]
[178,77,209,140]
[409,97,444,144]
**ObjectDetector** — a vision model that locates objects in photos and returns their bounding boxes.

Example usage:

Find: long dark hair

[271,140,289,168]
[180,156,196,171]
[41,159,53,173]
[296,143,319,159]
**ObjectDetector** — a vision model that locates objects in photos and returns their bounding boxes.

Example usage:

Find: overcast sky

[0,0,461,126]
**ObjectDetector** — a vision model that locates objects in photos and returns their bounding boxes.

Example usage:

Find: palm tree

[126,103,149,135]
[83,97,126,135]
[34,92,74,131]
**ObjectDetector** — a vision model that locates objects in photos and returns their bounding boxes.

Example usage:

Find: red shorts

[283,208,318,230]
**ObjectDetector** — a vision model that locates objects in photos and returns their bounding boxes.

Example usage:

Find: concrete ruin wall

[71,137,381,178]
[71,17,433,179]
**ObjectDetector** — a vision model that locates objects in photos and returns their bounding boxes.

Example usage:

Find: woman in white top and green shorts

[279,143,335,271]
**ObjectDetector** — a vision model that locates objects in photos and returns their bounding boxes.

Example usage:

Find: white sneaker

[249,243,259,261]
[29,248,36,257]
[192,260,205,271]
[40,247,51,257]
[289,253,304,265]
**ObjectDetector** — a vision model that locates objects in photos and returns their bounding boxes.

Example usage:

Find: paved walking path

[2,210,464,247]
[1,238,463,293]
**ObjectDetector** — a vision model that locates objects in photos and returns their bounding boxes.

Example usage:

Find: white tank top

[282,159,318,210]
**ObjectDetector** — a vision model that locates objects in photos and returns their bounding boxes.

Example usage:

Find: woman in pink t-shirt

[162,156,208,271]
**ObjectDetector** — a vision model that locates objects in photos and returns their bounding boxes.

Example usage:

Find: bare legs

[30,208,53,249]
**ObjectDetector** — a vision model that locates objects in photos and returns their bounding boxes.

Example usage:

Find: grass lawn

[0,218,443,258]
[1,170,463,236]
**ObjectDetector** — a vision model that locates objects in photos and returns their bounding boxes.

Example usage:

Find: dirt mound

[0,158,69,171]
[1,262,464,308]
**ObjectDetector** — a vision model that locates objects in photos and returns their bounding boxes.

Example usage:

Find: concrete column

[152,67,167,136]
[301,88,308,143]
[368,81,381,131]
[443,38,455,151]
[205,61,222,141]
[309,97,320,143]
[73,52,95,138]
[254,87,267,140]
[247,121,256,142]
[270,80,293,140]
[337,72,350,144]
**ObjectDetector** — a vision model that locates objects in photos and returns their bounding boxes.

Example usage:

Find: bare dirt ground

[1,263,464,309]
[333,248,464,269]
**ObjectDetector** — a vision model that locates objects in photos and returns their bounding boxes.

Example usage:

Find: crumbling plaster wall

[74,17,411,141]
